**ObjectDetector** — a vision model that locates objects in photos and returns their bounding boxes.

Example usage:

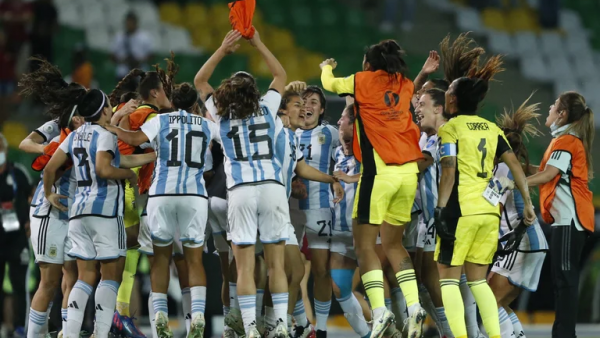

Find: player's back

[439,115,508,217]
[62,122,124,219]
[277,128,303,199]
[147,110,218,197]
[333,146,360,231]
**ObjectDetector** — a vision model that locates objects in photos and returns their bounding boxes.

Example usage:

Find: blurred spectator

[0,29,16,98]
[111,11,154,87]
[0,133,32,337]
[539,0,559,29]
[0,0,32,54]
[70,45,94,89]
[375,0,416,33]
[29,0,58,69]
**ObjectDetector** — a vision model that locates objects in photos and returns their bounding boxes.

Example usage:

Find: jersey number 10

[166,129,207,169]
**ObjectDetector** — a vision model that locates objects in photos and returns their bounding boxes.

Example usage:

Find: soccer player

[526,92,594,338]
[43,89,154,338]
[434,58,536,338]
[107,82,219,338]
[490,96,549,338]
[320,40,426,338]
[195,30,289,338]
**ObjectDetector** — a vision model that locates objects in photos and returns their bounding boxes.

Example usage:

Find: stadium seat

[1,122,28,148]
[208,4,233,32]
[105,2,132,31]
[159,2,183,27]
[547,55,575,81]
[565,34,592,58]
[160,25,195,53]
[86,27,112,52]
[131,2,160,30]
[519,53,550,82]
[57,3,82,28]
[481,8,507,32]
[514,32,539,57]
[456,7,483,33]
[539,31,564,56]
[554,78,580,98]
[572,52,597,81]
[486,31,514,58]
[506,8,538,32]
[560,9,584,35]
[184,3,209,30]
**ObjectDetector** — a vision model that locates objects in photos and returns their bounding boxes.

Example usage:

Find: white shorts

[68,216,126,260]
[286,223,299,246]
[303,208,334,250]
[139,214,184,256]
[228,183,289,245]
[330,230,355,260]
[30,216,74,264]
[209,197,229,253]
[147,196,208,249]
[492,249,546,292]
[416,218,436,252]
[403,212,420,252]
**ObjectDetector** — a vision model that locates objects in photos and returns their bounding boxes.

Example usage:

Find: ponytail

[559,91,594,179]
[440,32,485,83]
[364,39,409,81]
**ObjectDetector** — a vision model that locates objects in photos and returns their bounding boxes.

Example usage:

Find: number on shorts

[73,147,92,186]
[476,138,488,178]
[426,221,436,237]
[166,129,207,168]
[317,220,332,237]
[226,123,273,161]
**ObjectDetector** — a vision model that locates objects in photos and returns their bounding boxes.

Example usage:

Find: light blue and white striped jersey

[496,163,549,252]
[205,90,286,189]
[141,110,219,197]
[58,123,124,219]
[420,134,440,223]
[333,146,360,232]
[410,132,430,215]
[275,128,304,199]
[296,124,340,210]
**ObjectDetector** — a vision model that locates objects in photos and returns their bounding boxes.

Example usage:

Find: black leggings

[0,254,29,329]
[550,224,588,338]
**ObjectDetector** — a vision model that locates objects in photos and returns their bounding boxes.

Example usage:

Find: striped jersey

[296,124,340,210]
[141,110,219,197]
[276,128,304,199]
[410,132,430,214]
[495,163,549,252]
[419,134,440,223]
[333,146,360,232]
[205,90,286,189]
[58,123,124,219]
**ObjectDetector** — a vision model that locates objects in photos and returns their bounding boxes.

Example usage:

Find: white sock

[272,293,289,328]
[229,283,239,310]
[337,294,370,337]
[509,311,526,338]
[460,274,479,337]
[94,280,120,338]
[61,308,68,334]
[418,284,439,324]
[314,299,330,331]
[435,307,453,337]
[66,280,93,338]
[265,306,276,329]
[148,292,158,338]
[40,301,52,335]
[287,314,293,332]
[384,298,392,311]
[27,308,46,338]
[182,288,191,334]
[152,292,169,317]
[391,287,408,325]
[293,299,308,327]
[238,294,257,335]
[256,289,265,317]
[190,286,206,318]
[499,307,515,338]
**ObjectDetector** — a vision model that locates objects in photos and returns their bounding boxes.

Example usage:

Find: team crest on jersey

[318,133,326,145]
[48,245,57,258]
[44,124,55,134]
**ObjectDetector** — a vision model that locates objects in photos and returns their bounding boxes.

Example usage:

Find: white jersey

[34,119,60,144]
[333,146,360,232]
[141,110,219,197]
[411,132,430,214]
[495,163,549,252]
[59,123,124,219]
[420,134,440,223]
[205,90,285,189]
[295,124,340,210]
[276,128,304,199]
[205,146,214,172]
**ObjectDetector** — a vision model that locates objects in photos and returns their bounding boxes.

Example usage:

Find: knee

[331,269,354,299]
[311,263,330,279]
[39,278,61,293]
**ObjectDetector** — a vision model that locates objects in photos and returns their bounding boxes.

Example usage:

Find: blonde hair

[558,91,595,179]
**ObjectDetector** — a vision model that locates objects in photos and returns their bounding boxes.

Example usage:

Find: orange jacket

[32,128,72,171]
[353,70,422,167]
[118,104,158,194]
[539,134,594,232]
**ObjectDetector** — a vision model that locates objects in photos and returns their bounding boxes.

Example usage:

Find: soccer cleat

[292,323,316,338]
[187,313,206,338]
[246,326,261,338]
[256,316,265,336]
[383,325,401,338]
[405,305,426,338]
[119,313,146,338]
[370,309,395,338]
[58,331,63,338]
[315,330,327,338]
[154,312,173,338]
[111,311,124,336]
[224,308,245,337]
[222,327,237,338]
[264,319,288,338]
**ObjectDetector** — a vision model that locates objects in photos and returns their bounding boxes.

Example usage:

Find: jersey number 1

[477,138,488,178]
[166,130,206,169]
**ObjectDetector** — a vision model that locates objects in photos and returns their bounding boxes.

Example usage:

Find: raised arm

[19,132,46,154]
[249,30,286,94]
[413,51,440,93]
[194,30,242,102]
[320,59,355,95]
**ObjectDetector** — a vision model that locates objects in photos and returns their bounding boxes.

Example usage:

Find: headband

[88,91,106,118]
[67,104,78,126]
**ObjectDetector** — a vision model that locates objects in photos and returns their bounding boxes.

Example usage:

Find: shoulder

[553,134,583,150]
[324,124,338,134]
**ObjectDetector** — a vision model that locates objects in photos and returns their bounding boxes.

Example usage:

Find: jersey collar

[551,123,577,138]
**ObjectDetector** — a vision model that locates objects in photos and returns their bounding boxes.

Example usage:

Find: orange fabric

[353,70,422,166]
[539,134,594,232]
[72,62,93,89]
[229,0,255,38]
[115,102,127,111]
[32,128,72,171]
[118,105,158,194]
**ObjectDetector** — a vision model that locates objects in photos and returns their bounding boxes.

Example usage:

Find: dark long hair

[451,54,504,114]
[440,32,485,83]
[172,83,198,112]
[364,39,408,81]
[213,74,261,120]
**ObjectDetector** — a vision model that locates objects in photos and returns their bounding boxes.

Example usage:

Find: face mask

[0,152,5,166]
[550,120,560,133]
